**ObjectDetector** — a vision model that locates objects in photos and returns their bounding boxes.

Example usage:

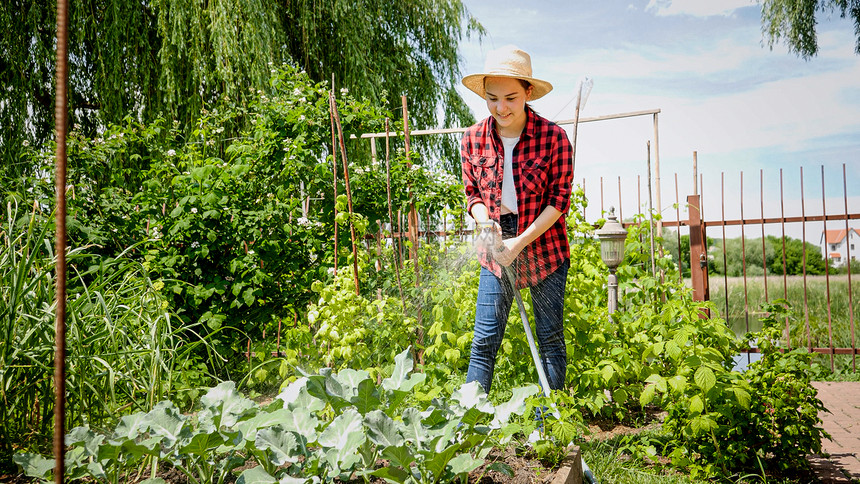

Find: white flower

[225,276,234,281]
[298,115,306,122]
[22,140,30,147]
[327,267,336,276]
[191,241,200,249]
[299,97,306,103]
[297,217,310,226]
[167,149,176,156]
[293,88,302,96]
[191,207,198,214]
[340,87,349,95]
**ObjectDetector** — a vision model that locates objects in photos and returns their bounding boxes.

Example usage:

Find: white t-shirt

[500,135,519,214]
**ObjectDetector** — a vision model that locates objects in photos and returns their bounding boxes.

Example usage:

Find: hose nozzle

[474,221,504,254]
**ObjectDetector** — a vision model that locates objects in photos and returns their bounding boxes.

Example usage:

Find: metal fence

[585,163,859,372]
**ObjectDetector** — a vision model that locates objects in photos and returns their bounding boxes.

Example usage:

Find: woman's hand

[494,237,523,267]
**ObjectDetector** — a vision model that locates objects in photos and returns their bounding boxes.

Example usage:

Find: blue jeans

[466,259,569,394]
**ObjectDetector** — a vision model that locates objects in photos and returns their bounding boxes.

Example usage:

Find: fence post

[687,195,710,311]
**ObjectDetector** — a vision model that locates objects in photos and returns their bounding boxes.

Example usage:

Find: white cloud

[645,0,758,17]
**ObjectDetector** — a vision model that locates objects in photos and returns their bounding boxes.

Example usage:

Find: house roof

[823,228,860,244]
[830,252,842,259]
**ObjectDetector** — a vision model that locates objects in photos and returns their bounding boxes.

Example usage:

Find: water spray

[474,221,600,484]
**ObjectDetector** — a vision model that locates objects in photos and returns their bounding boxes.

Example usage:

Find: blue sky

[455,0,860,239]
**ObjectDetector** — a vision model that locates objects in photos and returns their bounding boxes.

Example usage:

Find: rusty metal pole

[779,169,791,349]
[821,166,835,371]
[53,0,70,480]
[674,173,683,284]
[330,93,360,295]
[328,85,339,276]
[842,163,857,372]
[384,119,405,311]
[687,194,709,314]
[401,96,424,364]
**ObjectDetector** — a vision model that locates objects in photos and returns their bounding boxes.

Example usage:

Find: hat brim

[462,73,553,101]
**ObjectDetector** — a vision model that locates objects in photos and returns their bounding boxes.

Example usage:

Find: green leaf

[13,452,54,479]
[399,408,428,451]
[487,462,514,477]
[382,347,424,393]
[145,401,188,447]
[689,394,704,415]
[694,366,716,393]
[200,381,256,429]
[666,340,682,361]
[352,379,381,415]
[318,408,366,468]
[639,383,656,406]
[612,388,629,405]
[140,479,169,484]
[492,384,540,426]
[648,341,665,357]
[111,411,149,441]
[601,364,615,383]
[381,445,416,470]
[255,427,301,466]
[369,465,411,484]
[448,452,484,475]
[280,408,319,443]
[178,431,227,455]
[451,381,494,415]
[276,377,325,413]
[730,386,751,409]
[667,374,688,394]
[334,368,371,391]
[422,442,460,480]
[364,410,404,447]
[238,408,293,442]
[66,426,103,457]
[237,466,277,484]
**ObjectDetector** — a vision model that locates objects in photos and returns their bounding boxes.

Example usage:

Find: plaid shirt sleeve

[460,109,574,288]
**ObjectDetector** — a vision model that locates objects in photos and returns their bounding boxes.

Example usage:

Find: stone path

[810,381,860,483]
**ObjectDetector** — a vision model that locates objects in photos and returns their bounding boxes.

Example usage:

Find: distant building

[820,228,860,266]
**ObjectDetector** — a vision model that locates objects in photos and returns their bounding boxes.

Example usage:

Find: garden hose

[476,223,598,484]
[502,266,599,484]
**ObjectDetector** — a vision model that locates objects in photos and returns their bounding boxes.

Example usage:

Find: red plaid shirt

[461,107,574,288]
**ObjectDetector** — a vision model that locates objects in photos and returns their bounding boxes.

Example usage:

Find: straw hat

[462,45,553,100]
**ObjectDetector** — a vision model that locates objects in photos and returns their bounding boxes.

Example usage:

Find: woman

[460,45,574,394]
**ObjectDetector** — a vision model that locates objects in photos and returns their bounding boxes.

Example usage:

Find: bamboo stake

[646,141,656,278]
[330,93,360,295]
[384,119,405,308]
[402,96,424,364]
[53,0,69,479]
[402,97,420,279]
[328,79,339,276]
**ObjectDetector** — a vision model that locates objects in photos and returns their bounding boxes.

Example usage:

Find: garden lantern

[595,207,627,316]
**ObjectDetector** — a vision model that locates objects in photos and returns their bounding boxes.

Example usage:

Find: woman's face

[484,77,533,137]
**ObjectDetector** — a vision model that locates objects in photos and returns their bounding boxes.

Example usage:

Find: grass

[0,201,208,472]
[582,433,819,484]
[708,275,859,373]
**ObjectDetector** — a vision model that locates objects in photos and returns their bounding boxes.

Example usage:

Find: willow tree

[760,0,860,58]
[1,0,482,176]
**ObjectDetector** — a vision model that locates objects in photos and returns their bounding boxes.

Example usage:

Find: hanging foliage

[0,0,483,177]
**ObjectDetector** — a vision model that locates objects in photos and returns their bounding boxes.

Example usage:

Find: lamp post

[596,207,627,317]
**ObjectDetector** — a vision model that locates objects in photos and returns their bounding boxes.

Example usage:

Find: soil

[0,447,559,484]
